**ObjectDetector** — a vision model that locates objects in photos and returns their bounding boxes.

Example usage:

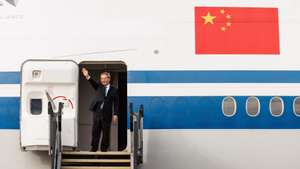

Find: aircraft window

[30,99,42,115]
[246,96,260,117]
[269,97,284,117]
[222,96,237,117]
[293,97,300,116]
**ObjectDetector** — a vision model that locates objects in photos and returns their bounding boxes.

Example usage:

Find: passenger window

[269,97,284,117]
[293,97,300,116]
[222,96,237,117]
[246,97,260,117]
[30,99,42,115]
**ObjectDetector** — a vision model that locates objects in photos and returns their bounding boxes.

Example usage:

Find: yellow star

[201,12,216,24]
[226,14,231,19]
[220,9,225,14]
[226,22,231,27]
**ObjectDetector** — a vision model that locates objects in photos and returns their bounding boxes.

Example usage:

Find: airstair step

[62,151,131,167]
[63,151,130,155]
[61,167,130,169]
[62,162,130,167]
[62,151,130,160]
[62,159,130,163]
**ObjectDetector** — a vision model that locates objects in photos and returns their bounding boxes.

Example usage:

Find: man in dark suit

[82,68,119,152]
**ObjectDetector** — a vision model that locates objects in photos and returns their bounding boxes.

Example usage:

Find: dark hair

[100,72,111,79]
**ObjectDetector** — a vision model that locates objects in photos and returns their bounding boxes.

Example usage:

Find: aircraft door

[20,60,78,150]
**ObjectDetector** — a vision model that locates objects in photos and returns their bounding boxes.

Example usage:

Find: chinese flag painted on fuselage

[195,7,280,54]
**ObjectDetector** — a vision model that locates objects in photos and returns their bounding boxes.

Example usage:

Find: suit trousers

[91,111,111,151]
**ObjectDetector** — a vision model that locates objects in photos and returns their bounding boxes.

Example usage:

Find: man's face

[100,74,110,86]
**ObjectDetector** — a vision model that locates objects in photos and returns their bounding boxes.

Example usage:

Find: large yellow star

[201,12,216,24]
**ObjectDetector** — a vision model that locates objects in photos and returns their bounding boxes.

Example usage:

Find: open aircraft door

[20,60,79,151]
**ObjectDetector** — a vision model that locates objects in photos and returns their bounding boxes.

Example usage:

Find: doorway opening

[78,61,127,151]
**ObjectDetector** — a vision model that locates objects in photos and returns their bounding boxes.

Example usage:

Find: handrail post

[56,102,63,169]
[130,103,133,132]
[48,102,55,156]
[138,104,144,164]
[133,115,138,169]
[48,101,63,169]
[130,103,144,168]
[129,102,137,169]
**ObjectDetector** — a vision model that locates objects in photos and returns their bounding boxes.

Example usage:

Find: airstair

[48,97,144,169]
[61,151,131,169]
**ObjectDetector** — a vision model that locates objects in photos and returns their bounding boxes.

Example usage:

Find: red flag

[195,7,280,54]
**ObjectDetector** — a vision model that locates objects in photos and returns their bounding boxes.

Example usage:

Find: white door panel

[20,60,78,150]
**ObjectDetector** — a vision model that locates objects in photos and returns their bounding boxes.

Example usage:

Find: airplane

[0,0,300,169]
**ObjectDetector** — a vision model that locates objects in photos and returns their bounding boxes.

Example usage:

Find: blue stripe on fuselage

[1,70,300,129]
[2,96,300,129]
[0,97,19,129]
[128,70,300,83]
[0,72,20,84]
[2,70,300,83]
[129,96,300,129]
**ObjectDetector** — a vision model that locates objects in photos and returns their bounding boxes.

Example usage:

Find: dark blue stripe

[1,96,300,129]
[129,96,300,129]
[0,97,19,129]
[2,71,300,84]
[0,72,20,84]
[128,70,300,83]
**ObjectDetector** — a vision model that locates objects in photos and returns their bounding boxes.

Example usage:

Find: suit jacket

[88,77,119,121]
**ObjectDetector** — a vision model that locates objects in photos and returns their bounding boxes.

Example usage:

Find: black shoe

[89,147,97,152]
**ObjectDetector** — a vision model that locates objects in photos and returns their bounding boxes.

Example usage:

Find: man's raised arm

[81,67,99,90]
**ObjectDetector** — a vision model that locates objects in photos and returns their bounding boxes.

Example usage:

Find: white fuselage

[1,0,300,169]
